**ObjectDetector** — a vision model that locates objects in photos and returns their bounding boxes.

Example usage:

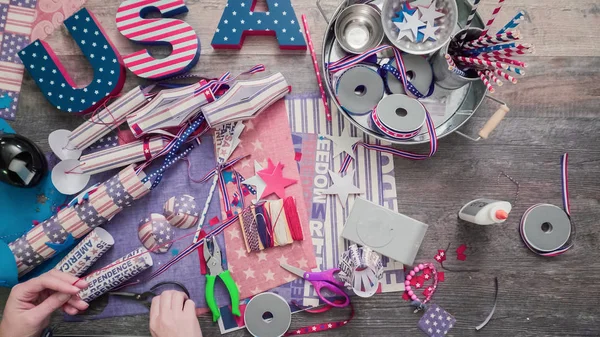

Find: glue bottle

[458,199,512,225]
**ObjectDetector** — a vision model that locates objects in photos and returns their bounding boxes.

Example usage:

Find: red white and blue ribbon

[339,101,438,173]
[197,156,248,212]
[519,153,574,257]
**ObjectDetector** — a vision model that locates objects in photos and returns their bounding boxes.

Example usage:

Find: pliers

[204,236,240,322]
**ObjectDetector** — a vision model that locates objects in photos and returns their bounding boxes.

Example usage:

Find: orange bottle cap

[495,210,509,220]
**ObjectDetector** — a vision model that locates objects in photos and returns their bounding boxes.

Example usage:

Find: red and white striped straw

[455,55,508,70]
[464,31,520,49]
[301,14,331,121]
[481,55,528,68]
[494,69,518,84]
[445,53,457,67]
[485,70,503,86]
[479,48,530,57]
[477,71,495,93]
[480,0,506,37]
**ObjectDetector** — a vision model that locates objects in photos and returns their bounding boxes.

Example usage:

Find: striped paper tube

[55,228,114,277]
[301,14,331,121]
[480,0,506,37]
[455,55,508,70]
[458,0,481,42]
[506,65,525,76]
[445,54,456,67]
[497,11,525,35]
[79,136,170,175]
[8,165,151,277]
[485,70,503,86]
[481,56,528,68]
[67,86,148,151]
[464,31,520,49]
[479,48,532,57]
[78,247,153,302]
[494,69,518,84]
[477,71,495,93]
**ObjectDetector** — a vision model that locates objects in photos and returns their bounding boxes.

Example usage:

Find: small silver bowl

[381,0,458,55]
[335,4,385,54]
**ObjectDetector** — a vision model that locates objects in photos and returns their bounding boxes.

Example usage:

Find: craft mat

[66,133,231,321]
[0,0,85,120]
[217,93,405,333]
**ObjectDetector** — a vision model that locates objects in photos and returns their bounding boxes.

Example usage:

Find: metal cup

[431,27,482,90]
[334,4,384,54]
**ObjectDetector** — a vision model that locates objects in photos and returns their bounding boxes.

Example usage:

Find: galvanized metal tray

[319,0,507,145]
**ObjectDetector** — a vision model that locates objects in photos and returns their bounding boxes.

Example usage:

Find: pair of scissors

[280,263,350,307]
[109,281,190,309]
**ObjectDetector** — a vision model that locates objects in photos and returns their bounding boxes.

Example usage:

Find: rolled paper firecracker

[78,247,153,302]
[55,227,115,277]
[201,73,290,127]
[127,82,215,138]
[334,65,384,116]
[79,136,170,175]
[8,164,151,277]
[67,86,149,151]
[338,245,383,298]
[163,195,199,229]
[370,94,426,140]
[138,214,173,254]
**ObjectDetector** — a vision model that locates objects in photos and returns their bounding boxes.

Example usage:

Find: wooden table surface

[2,0,600,336]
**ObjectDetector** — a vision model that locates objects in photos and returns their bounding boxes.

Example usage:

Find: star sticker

[257,250,267,261]
[243,268,255,279]
[242,160,268,200]
[418,21,440,42]
[395,23,416,42]
[400,11,426,41]
[321,170,361,207]
[257,161,296,199]
[321,126,362,158]
[264,269,275,281]
[418,0,444,24]
[392,2,418,22]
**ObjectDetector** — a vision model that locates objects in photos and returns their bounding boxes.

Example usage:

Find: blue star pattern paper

[417,304,456,337]
[0,94,13,109]
[19,8,125,114]
[211,0,306,50]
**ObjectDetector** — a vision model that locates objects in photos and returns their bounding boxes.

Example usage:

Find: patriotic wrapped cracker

[79,136,170,175]
[78,247,153,302]
[163,195,199,229]
[8,165,150,277]
[138,213,173,253]
[67,86,149,151]
[55,228,115,277]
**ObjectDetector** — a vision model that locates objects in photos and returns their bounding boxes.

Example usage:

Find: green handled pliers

[204,236,240,322]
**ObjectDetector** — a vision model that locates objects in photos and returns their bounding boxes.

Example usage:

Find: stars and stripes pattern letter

[116,0,200,80]
[211,0,306,50]
[18,8,125,114]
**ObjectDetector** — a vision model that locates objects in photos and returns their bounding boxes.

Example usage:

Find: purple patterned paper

[417,304,456,337]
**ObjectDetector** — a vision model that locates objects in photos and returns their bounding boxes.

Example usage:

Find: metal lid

[335,4,384,54]
[335,65,384,116]
[522,204,571,252]
[376,94,426,132]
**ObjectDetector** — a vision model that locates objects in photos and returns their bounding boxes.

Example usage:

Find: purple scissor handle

[304,268,350,308]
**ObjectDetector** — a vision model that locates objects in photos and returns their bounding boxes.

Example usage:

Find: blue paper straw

[497,11,525,35]
[466,42,516,55]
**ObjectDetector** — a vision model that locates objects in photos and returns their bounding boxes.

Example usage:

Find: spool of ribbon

[163,195,199,229]
[370,95,426,140]
[338,245,383,298]
[520,153,574,257]
[379,55,434,97]
[333,65,384,116]
[138,213,173,254]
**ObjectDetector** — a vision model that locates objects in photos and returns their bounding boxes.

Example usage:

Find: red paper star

[257,162,297,199]
[402,291,410,301]
[438,271,445,282]
[456,244,467,261]
[423,268,431,275]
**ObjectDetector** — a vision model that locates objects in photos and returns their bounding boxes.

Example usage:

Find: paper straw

[449,66,467,77]
[493,69,518,84]
[480,0,506,37]
[505,65,525,76]
[459,0,481,42]
[55,228,114,277]
[497,11,525,35]
[485,70,503,86]
[455,55,508,70]
[301,14,331,121]
[481,56,528,68]
[464,31,520,49]
[465,42,516,55]
[78,247,153,302]
[479,48,531,57]
[477,71,495,93]
[445,54,456,67]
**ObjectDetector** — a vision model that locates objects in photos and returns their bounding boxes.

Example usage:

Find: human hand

[0,269,89,337]
[150,290,202,337]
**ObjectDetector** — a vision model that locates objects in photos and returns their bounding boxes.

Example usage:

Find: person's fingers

[183,299,196,315]
[47,269,85,287]
[160,290,174,312]
[150,296,161,322]
[67,297,89,311]
[30,292,72,318]
[171,290,187,310]
[62,304,79,316]
[20,273,81,297]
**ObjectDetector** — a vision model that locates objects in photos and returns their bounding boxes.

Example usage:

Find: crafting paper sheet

[65,134,231,321]
[218,99,317,300]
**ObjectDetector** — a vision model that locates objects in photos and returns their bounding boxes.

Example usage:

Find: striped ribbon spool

[379,63,434,98]
[520,153,574,257]
[370,95,426,140]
